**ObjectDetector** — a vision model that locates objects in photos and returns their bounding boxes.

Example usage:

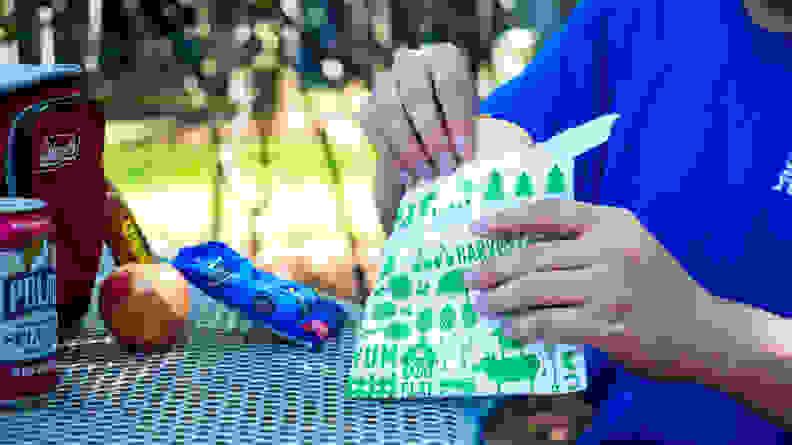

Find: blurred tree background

[0,0,578,305]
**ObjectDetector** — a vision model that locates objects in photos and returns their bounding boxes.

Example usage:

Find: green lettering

[380,256,395,280]
[466,244,478,263]
[412,249,424,273]
[381,344,398,368]
[398,203,416,228]
[419,191,438,217]
[456,246,467,265]
[424,252,435,271]
[445,247,455,266]
[364,344,379,368]
[435,245,452,268]
[495,239,506,256]
[475,240,487,261]
[486,239,497,257]
[415,280,431,296]
[354,348,362,368]
[427,254,439,271]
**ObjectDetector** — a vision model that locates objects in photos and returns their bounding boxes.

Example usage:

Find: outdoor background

[0,0,578,303]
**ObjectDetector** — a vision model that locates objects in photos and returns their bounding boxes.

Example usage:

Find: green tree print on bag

[515,171,535,198]
[372,301,397,321]
[388,274,412,300]
[416,308,433,333]
[483,169,505,201]
[439,304,456,331]
[546,164,566,197]
[384,322,411,341]
[437,268,468,295]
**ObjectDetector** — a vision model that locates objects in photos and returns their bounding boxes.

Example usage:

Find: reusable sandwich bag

[347,114,620,399]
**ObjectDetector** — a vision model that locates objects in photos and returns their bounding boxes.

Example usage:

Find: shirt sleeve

[479,0,615,143]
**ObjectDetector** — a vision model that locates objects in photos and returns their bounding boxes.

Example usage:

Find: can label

[0,261,57,362]
[0,198,58,402]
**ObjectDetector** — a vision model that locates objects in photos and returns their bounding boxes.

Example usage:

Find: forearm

[668,293,792,427]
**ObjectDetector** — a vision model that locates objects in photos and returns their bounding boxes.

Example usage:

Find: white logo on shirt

[771,152,792,196]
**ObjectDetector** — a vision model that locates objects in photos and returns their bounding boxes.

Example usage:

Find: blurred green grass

[103,120,381,256]
[104,131,377,192]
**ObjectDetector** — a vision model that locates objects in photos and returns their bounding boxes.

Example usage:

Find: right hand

[360,43,478,235]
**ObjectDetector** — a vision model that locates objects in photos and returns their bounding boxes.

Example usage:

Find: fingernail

[465,271,498,289]
[416,160,433,180]
[436,151,454,176]
[455,135,466,156]
[470,218,489,234]
[399,169,411,185]
[503,319,513,337]
[471,288,491,314]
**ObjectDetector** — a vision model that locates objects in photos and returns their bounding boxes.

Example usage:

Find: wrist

[680,294,792,422]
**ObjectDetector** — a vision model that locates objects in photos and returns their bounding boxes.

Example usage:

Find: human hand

[362,43,478,233]
[463,198,715,371]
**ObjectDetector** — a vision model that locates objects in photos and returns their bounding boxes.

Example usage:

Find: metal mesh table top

[1,324,479,445]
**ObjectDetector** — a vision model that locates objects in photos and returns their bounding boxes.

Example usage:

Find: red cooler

[0,65,106,344]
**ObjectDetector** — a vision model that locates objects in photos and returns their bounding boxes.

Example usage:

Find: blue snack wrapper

[170,241,354,350]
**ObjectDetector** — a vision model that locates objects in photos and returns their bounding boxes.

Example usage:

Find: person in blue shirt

[360,0,791,442]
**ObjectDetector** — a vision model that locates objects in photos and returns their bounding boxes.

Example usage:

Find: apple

[99,262,191,352]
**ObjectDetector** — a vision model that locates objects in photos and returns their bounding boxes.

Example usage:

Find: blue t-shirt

[480,0,791,442]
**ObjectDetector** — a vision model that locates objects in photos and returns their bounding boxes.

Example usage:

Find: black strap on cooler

[5,93,84,198]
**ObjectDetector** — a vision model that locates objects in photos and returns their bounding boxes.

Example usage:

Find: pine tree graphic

[545,164,566,196]
[484,169,505,201]
[514,172,535,198]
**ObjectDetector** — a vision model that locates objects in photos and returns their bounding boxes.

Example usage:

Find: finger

[472,264,623,314]
[423,43,478,163]
[464,239,582,289]
[374,143,409,234]
[392,47,456,179]
[466,238,618,289]
[360,98,414,188]
[372,68,426,182]
[502,306,620,345]
[472,199,599,237]
[365,110,410,234]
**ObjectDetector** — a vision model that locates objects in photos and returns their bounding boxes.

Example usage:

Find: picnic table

[0,250,485,445]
